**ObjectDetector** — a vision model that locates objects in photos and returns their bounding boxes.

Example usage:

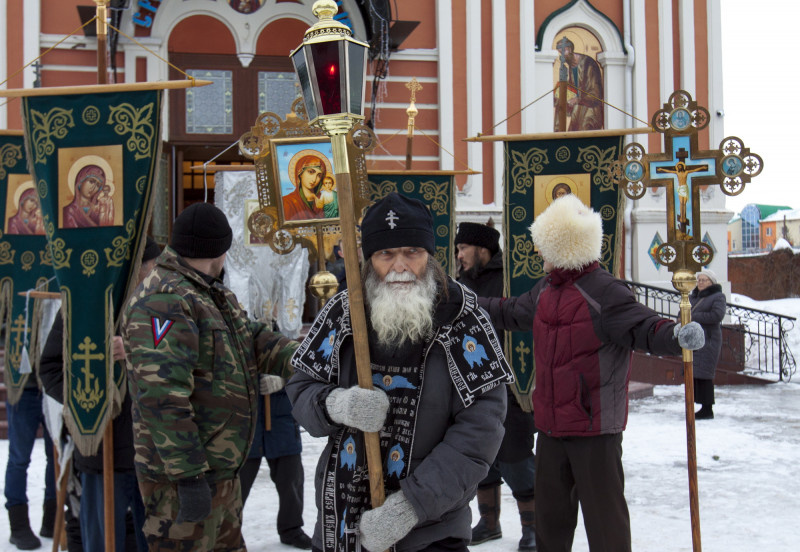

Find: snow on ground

[2,297,799,551]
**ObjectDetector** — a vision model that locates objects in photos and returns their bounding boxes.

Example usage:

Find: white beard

[365,266,437,347]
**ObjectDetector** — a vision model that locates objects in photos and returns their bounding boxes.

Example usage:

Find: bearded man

[287,192,514,552]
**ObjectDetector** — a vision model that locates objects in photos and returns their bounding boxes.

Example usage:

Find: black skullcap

[454,222,500,255]
[142,237,161,262]
[170,203,232,259]
[361,192,435,259]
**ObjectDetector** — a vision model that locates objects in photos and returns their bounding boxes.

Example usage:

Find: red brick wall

[728,248,800,300]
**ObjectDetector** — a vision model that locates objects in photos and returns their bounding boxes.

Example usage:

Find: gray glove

[325,386,389,432]
[359,491,419,552]
[175,476,212,524]
[674,321,705,351]
[260,374,285,395]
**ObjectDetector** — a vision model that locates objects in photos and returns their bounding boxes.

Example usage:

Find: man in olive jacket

[123,203,298,550]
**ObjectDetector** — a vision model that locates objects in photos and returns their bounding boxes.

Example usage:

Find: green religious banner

[367,172,458,275]
[0,131,54,404]
[502,134,627,410]
[20,89,162,455]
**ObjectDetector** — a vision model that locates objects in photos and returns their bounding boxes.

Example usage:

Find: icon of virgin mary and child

[282,150,338,221]
[62,164,115,228]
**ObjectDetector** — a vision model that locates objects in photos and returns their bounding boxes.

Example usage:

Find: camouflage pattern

[139,477,245,551]
[122,245,298,484]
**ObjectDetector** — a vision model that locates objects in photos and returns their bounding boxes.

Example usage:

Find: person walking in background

[479,194,706,552]
[690,268,727,420]
[455,221,537,551]
[287,193,513,552]
[123,203,299,550]
[240,385,312,549]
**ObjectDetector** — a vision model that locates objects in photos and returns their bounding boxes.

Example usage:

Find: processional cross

[611,90,763,552]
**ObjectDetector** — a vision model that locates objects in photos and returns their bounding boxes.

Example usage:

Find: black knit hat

[454,222,500,255]
[142,237,161,262]
[361,192,435,259]
[170,203,232,259]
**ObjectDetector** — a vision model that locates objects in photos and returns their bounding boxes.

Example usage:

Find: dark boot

[517,499,536,551]
[39,499,56,539]
[471,486,502,545]
[8,504,42,550]
[695,405,714,419]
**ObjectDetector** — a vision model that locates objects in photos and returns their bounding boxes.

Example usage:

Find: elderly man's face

[370,247,429,282]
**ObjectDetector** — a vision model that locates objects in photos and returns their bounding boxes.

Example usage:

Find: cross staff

[611,90,763,552]
[405,78,422,169]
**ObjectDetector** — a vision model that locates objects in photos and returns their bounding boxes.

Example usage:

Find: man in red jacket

[479,194,704,551]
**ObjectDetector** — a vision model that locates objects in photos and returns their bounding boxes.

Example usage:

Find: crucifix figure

[655,148,708,239]
[9,315,27,368]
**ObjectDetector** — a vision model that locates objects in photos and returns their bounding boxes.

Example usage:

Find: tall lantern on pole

[291,0,385,510]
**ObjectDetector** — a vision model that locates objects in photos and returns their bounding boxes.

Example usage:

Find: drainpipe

[623,0,635,281]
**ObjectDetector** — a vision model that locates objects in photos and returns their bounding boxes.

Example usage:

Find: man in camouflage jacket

[122,203,298,550]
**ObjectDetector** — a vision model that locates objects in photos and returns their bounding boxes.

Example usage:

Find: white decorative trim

[390,49,439,62]
[658,0,673,104]
[464,0,483,203]
[706,0,724,146]
[436,0,455,172]
[23,0,40,89]
[42,64,121,73]
[678,0,696,96]
[491,0,507,209]
[519,1,537,134]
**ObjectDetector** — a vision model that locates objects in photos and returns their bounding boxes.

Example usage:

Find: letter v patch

[151,317,174,348]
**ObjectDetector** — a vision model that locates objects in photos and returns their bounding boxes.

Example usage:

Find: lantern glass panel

[310,40,343,115]
[347,41,366,115]
[291,47,318,120]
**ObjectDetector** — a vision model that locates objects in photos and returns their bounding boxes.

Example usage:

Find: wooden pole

[325,125,385,509]
[94,3,115,549]
[557,80,568,132]
[51,445,68,552]
[0,80,213,98]
[674,271,702,552]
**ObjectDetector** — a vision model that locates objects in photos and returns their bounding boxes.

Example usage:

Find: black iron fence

[624,280,797,382]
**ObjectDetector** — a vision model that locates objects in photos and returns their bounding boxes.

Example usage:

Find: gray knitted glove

[260,374,285,395]
[325,386,389,432]
[674,321,705,351]
[359,491,419,552]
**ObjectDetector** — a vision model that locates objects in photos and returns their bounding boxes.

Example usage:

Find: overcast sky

[720,1,798,215]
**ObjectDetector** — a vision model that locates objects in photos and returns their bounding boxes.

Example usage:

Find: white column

[519,0,536,133]
[23,0,41,88]
[630,0,649,142]
[658,0,674,103]
[491,0,506,209]
[0,0,7,127]
[436,0,455,171]
[678,0,696,96]
[462,0,483,206]
[706,0,724,146]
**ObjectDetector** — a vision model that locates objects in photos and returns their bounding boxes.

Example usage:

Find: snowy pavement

[3,382,799,551]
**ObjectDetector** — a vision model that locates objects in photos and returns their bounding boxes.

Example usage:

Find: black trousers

[694,378,715,405]
[239,454,305,537]
[535,432,631,552]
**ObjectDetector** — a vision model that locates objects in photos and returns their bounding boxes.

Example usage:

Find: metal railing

[624,280,797,382]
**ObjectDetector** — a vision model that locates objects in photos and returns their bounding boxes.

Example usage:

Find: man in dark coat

[39,237,163,552]
[287,193,514,552]
[479,194,705,552]
[690,268,726,419]
[455,222,537,551]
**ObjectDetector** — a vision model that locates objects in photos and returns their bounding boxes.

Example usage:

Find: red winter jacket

[479,262,682,437]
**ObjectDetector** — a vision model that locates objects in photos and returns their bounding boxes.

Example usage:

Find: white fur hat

[529,194,602,270]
